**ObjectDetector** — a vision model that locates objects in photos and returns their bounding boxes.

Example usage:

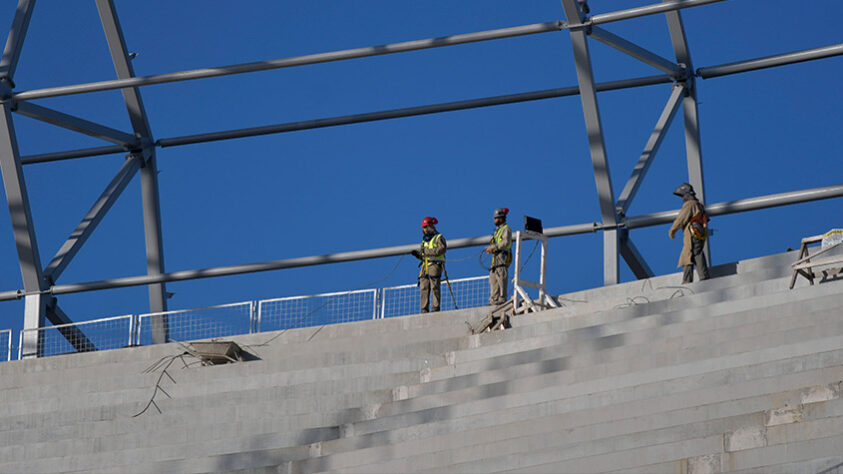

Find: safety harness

[690,206,709,241]
[419,233,445,278]
[490,224,512,268]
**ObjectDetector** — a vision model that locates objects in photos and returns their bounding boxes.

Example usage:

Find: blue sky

[0,0,840,337]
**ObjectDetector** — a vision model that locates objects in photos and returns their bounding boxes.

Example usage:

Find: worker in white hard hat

[485,208,512,305]
[411,216,447,313]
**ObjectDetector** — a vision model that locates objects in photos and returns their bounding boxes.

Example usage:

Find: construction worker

[669,183,710,283]
[485,208,512,305]
[411,217,447,313]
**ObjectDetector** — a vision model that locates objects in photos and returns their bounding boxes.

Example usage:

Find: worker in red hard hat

[410,216,447,313]
[485,207,512,305]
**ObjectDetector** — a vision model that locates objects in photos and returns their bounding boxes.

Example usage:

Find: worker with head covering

[668,183,710,283]
[410,217,447,312]
[485,208,512,305]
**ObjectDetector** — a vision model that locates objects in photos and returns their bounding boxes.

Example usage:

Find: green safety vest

[420,233,445,276]
[423,234,445,263]
[491,225,512,267]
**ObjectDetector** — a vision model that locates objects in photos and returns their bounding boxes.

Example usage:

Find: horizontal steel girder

[156,74,671,148]
[697,43,843,78]
[16,40,841,164]
[588,0,727,26]
[8,0,727,102]
[0,183,838,301]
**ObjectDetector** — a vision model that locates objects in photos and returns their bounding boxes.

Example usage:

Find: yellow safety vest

[491,225,512,267]
[420,233,445,276]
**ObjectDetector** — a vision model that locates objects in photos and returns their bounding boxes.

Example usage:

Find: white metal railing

[0,329,10,362]
[380,275,490,319]
[257,288,378,332]
[137,301,252,345]
[3,275,494,361]
[17,314,133,359]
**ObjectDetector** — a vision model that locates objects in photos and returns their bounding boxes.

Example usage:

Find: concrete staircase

[2,250,843,473]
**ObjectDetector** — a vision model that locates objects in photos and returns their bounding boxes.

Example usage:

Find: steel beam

[589,26,683,77]
[8,0,727,103]
[45,300,97,354]
[13,101,138,146]
[44,154,140,282]
[21,144,126,164]
[562,0,619,285]
[589,0,727,26]
[0,103,48,354]
[0,0,36,81]
[40,223,602,296]
[11,21,564,102]
[664,6,708,264]
[20,298,96,358]
[96,0,168,344]
[158,74,672,149]
[697,43,843,79]
[619,230,654,279]
[0,183,839,302]
[616,83,684,216]
[626,183,843,229]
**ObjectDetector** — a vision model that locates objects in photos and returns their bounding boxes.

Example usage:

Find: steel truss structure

[0,0,841,356]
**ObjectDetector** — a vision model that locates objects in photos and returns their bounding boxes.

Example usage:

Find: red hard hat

[421,216,438,228]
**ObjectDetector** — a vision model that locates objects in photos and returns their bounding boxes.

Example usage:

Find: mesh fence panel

[380,275,491,318]
[18,315,133,358]
[257,289,377,332]
[0,329,10,362]
[138,302,252,345]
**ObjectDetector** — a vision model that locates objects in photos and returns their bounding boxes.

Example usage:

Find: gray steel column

[0,105,46,356]
[96,0,168,342]
[561,0,619,285]
[0,0,35,81]
[0,0,46,357]
[664,6,709,262]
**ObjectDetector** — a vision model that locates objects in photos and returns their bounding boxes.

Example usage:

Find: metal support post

[562,0,619,285]
[96,0,168,343]
[0,103,48,357]
[664,6,709,263]
[0,0,36,81]
[512,231,558,314]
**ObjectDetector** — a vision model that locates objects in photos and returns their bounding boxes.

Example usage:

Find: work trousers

[489,265,509,305]
[420,264,442,312]
[682,238,710,283]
